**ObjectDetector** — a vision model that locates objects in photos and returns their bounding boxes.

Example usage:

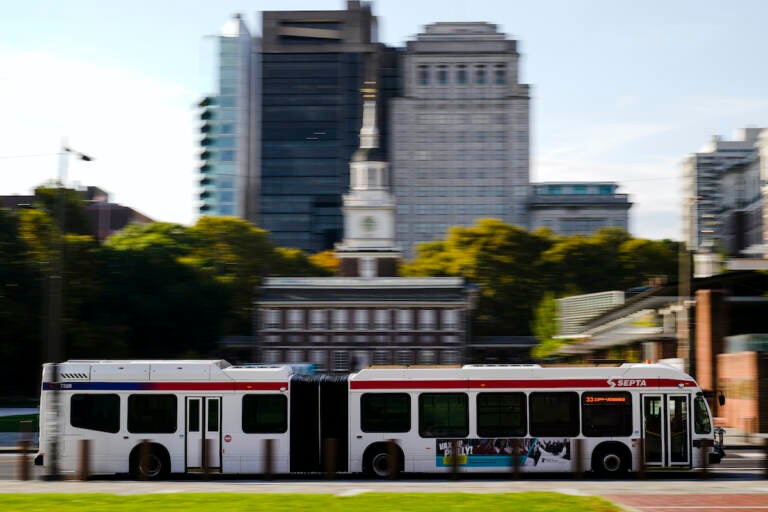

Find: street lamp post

[44,141,93,480]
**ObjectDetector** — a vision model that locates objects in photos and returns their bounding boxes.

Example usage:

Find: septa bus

[36,360,725,479]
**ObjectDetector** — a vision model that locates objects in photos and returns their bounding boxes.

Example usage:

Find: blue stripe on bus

[42,382,150,391]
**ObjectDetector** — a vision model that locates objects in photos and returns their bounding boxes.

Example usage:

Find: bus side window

[361,393,410,433]
[529,392,579,437]
[419,393,468,438]
[477,392,526,437]
[127,394,177,434]
[71,394,120,433]
[242,394,287,434]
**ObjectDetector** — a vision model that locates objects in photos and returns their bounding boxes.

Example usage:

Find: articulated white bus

[36,360,724,479]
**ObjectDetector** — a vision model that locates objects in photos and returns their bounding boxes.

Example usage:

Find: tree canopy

[403,220,680,338]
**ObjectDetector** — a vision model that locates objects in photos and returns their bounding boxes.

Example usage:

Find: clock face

[361,215,376,232]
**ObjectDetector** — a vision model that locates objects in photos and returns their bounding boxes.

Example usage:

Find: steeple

[359,82,379,149]
[335,60,402,278]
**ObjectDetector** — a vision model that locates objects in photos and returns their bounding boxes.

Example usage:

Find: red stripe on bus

[350,379,696,390]
[149,382,287,391]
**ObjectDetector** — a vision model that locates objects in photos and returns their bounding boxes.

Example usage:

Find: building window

[396,309,412,329]
[310,350,327,372]
[494,64,506,84]
[287,309,303,330]
[310,309,326,330]
[418,65,429,85]
[475,65,486,84]
[263,309,281,330]
[397,335,413,343]
[333,335,347,343]
[374,310,390,330]
[373,350,390,365]
[442,310,458,330]
[333,351,350,372]
[437,65,448,85]
[419,310,436,330]
[333,309,348,329]
[441,351,461,364]
[263,350,282,363]
[310,335,325,343]
[397,350,414,365]
[443,335,459,344]
[456,65,467,84]
[287,350,304,364]
[360,258,376,278]
[354,309,369,330]
[418,350,436,364]
[352,350,369,370]
[265,335,280,343]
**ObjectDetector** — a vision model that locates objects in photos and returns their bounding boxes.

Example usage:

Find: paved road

[0,451,765,512]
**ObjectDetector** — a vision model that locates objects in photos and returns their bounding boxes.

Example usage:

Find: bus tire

[592,443,630,476]
[130,443,170,480]
[363,443,403,479]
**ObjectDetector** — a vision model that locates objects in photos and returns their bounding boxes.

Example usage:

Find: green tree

[530,292,563,358]
[34,185,92,236]
[402,219,552,335]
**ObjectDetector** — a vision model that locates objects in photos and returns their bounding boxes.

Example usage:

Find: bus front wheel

[130,443,170,480]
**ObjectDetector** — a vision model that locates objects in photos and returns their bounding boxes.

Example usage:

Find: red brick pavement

[604,494,768,511]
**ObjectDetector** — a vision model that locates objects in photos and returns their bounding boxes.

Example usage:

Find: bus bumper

[34,453,44,466]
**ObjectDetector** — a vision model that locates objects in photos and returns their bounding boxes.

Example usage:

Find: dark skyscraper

[259,1,398,252]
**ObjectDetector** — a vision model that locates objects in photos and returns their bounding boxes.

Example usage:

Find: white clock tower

[335,79,402,278]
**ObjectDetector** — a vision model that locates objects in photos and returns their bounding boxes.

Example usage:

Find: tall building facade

[254,79,471,372]
[529,182,631,236]
[390,22,530,257]
[198,15,260,220]
[682,128,763,250]
[259,2,398,252]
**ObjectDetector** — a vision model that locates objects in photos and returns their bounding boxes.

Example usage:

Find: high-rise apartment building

[682,128,763,250]
[390,22,530,257]
[198,15,260,220]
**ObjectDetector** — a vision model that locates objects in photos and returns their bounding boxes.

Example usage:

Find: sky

[1,0,767,242]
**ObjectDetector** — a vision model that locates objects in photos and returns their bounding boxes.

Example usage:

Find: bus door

[642,394,690,467]
[642,395,665,466]
[666,394,690,467]
[185,396,221,472]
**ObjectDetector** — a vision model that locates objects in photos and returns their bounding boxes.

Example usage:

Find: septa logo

[607,378,646,388]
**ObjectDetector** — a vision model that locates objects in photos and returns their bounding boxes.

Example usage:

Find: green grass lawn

[0,492,622,512]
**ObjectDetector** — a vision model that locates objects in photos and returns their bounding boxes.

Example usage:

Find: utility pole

[44,141,93,480]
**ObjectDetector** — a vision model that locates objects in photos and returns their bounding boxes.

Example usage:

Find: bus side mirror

[718,392,725,406]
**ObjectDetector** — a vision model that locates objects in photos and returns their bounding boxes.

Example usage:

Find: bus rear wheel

[363,443,402,479]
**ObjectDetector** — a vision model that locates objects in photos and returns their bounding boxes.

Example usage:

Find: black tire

[131,444,169,480]
[368,450,391,478]
[592,445,630,476]
[363,443,402,479]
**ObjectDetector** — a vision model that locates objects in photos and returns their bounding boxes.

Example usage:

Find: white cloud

[0,48,199,224]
